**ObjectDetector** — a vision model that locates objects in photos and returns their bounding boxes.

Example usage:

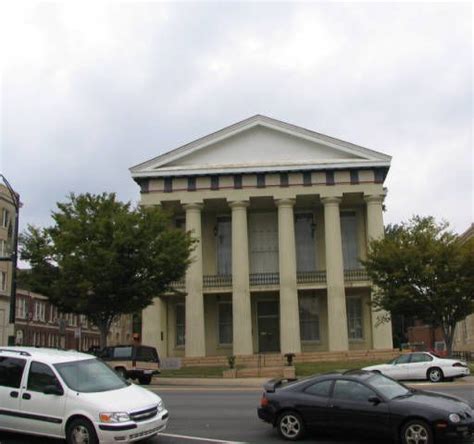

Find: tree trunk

[441,323,455,356]
[99,325,109,349]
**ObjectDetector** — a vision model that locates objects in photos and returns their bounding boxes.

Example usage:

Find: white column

[184,203,206,357]
[276,199,301,354]
[365,194,393,349]
[230,201,253,355]
[142,297,168,358]
[322,197,349,351]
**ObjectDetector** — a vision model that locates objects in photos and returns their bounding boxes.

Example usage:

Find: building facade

[15,289,100,350]
[0,184,17,346]
[131,115,394,358]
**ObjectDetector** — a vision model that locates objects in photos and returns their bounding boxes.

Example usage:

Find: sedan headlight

[449,413,461,424]
[99,412,130,423]
[158,400,165,413]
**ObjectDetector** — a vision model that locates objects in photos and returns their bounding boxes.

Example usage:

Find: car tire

[139,375,152,385]
[116,367,128,380]
[277,411,305,441]
[427,367,443,383]
[67,417,99,444]
[401,419,433,444]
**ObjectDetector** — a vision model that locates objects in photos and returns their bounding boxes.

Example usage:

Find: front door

[257,301,280,353]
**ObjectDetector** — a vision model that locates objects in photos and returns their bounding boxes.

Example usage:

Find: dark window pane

[257,174,265,188]
[333,380,375,402]
[176,303,185,346]
[218,303,233,344]
[0,357,26,388]
[374,168,385,184]
[27,361,61,392]
[164,177,173,193]
[135,347,159,362]
[113,347,132,359]
[188,177,196,191]
[280,173,289,187]
[211,175,219,190]
[326,171,335,185]
[234,175,242,189]
[303,172,312,186]
[305,379,333,397]
[350,170,359,184]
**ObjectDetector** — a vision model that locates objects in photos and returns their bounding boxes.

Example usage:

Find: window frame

[0,356,27,389]
[299,294,320,342]
[27,361,63,393]
[217,300,233,346]
[346,295,364,341]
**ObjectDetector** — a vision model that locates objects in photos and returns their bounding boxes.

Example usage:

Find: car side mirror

[43,385,64,396]
[368,396,381,405]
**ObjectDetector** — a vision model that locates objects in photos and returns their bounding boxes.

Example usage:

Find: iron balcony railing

[344,269,369,281]
[169,269,369,291]
[296,271,327,284]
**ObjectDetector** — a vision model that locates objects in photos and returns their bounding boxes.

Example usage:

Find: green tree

[363,216,474,355]
[20,192,194,348]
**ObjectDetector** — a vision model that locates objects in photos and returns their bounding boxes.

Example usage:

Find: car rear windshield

[54,358,129,393]
[136,347,159,362]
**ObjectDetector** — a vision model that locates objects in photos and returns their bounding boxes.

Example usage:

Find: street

[1,383,473,444]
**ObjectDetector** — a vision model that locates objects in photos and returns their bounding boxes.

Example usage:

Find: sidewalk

[151,375,474,388]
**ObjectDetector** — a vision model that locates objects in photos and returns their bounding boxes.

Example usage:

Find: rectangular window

[211,175,219,190]
[187,177,196,191]
[299,294,320,341]
[0,240,6,257]
[1,209,9,228]
[257,174,265,188]
[164,177,173,193]
[303,171,312,186]
[175,218,185,230]
[216,217,232,275]
[340,211,360,269]
[27,361,61,392]
[280,173,289,187]
[295,214,316,272]
[175,303,185,347]
[218,302,233,345]
[325,171,335,185]
[0,272,6,291]
[248,212,279,273]
[0,357,26,388]
[16,298,26,319]
[350,170,359,184]
[374,168,385,184]
[138,179,149,193]
[233,174,242,189]
[347,297,363,340]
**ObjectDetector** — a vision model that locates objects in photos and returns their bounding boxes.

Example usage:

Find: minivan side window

[27,361,62,392]
[0,357,27,388]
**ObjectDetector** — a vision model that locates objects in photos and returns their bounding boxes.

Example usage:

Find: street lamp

[0,174,20,325]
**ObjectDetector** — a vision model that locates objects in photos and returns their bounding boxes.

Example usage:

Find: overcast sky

[1,1,472,246]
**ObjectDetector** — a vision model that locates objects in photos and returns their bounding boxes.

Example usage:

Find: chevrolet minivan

[0,347,168,443]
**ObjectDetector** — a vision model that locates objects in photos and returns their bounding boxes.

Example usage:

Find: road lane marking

[160,432,247,443]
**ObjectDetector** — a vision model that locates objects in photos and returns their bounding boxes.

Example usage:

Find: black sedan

[257,370,474,443]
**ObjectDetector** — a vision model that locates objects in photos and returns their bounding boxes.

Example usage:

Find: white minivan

[0,347,168,443]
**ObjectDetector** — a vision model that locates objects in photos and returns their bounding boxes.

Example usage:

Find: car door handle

[10,391,19,398]
[22,393,31,400]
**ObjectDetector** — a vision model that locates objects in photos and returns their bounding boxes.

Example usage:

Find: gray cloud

[1,1,472,243]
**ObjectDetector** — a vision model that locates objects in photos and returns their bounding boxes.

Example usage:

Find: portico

[132,115,394,358]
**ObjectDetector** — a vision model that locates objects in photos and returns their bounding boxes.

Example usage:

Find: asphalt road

[1,383,473,444]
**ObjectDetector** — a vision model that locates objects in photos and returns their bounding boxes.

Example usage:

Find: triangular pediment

[131,115,391,177]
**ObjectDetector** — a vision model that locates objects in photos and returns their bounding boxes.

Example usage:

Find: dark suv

[99,345,160,385]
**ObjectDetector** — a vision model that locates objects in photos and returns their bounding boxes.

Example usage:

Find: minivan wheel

[427,367,443,383]
[277,411,305,441]
[139,375,152,385]
[67,418,98,444]
[401,419,433,444]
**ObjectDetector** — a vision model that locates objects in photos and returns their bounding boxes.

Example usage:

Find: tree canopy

[363,216,474,354]
[20,192,194,347]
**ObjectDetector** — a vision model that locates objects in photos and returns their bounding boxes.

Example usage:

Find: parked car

[257,370,474,443]
[0,347,168,444]
[99,345,160,385]
[363,352,470,382]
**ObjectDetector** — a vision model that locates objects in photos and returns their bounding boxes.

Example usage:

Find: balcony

[168,268,370,293]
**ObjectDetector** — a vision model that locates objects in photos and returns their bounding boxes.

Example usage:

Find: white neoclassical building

[130,115,393,358]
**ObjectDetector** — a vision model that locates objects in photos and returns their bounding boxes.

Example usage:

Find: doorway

[257,300,280,353]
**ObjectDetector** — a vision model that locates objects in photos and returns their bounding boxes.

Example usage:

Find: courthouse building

[130,115,393,358]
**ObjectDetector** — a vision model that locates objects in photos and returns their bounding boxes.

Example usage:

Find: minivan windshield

[54,358,129,393]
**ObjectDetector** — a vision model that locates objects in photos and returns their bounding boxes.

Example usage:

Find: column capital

[229,200,249,210]
[321,196,342,206]
[364,194,385,205]
[275,198,295,208]
[183,203,203,212]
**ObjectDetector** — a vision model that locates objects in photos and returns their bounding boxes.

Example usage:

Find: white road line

[160,432,247,443]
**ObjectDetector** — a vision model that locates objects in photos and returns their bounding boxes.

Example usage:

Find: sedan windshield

[368,373,410,400]
[54,358,129,393]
